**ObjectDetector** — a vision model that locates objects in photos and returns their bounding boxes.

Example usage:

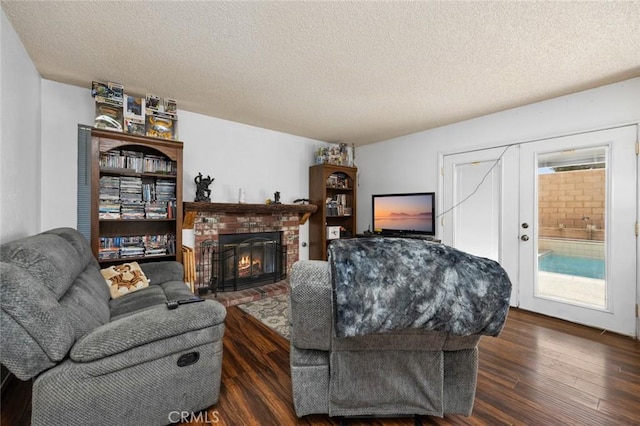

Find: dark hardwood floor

[2,307,639,425]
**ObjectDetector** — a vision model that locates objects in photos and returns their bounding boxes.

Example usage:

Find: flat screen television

[372,192,436,236]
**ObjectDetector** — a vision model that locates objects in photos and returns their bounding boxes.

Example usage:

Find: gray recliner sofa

[290,238,511,419]
[0,227,226,426]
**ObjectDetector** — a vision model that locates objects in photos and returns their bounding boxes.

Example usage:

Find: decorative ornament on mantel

[265,191,282,205]
[194,172,214,202]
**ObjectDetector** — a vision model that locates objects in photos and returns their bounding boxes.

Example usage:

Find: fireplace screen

[199,232,286,293]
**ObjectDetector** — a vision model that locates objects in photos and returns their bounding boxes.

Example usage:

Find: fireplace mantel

[183,202,317,228]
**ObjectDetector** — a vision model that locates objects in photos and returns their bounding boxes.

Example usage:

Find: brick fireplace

[183,202,317,294]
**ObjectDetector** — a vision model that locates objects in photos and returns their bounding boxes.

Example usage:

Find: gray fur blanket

[328,238,512,338]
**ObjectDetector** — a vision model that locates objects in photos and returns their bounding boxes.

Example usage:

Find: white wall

[40,80,94,231]
[356,78,640,233]
[0,10,41,243]
[179,111,322,205]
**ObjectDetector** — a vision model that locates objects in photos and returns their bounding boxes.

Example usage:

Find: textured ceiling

[3,1,639,146]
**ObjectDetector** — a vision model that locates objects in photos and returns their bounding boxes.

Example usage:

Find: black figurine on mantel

[273,191,281,204]
[194,173,214,202]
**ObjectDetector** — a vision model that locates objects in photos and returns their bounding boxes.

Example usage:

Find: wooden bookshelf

[90,129,183,265]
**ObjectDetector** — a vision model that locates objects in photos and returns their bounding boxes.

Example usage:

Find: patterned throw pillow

[101,261,150,299]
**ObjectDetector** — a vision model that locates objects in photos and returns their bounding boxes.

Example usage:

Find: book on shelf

[98,202,175,221]
[99,189,120,200]
[120,248,145,258]
[99,176,121,219]
[99,202,121,219]
[326,174,349,189]
[155,179,176,201]
[143,154,177,175]
[145,201,168,219]
[142,181,155,202]
[97,247,120,260]
[119,176,142,193]
[166,200,177,219]
[100,151,124,169]
[121,150,144,173]
[100,150,177,175]
[99,176,121,204]
[325,193,349,216]
[142,234,170,256]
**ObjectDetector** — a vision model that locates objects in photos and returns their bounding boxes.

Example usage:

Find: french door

[519,126,637,335]
[442,125,637,336]
[441,146,520,306]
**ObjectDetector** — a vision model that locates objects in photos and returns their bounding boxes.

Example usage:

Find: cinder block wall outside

[538,169,605,241]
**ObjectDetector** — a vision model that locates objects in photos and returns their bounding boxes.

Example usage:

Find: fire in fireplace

[199,232,286,293]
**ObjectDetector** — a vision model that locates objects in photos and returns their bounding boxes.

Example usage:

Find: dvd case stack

[145,202,168,219]
[99,176,121,219]
[100,150,124,169]
[325,194,348,216]
[121,202,145,219]
[122,150,144,173]
[98,236,121,260]
[325,174,349,189]
[155,179,177,218]
[142,180,155,202]
[98,234,176,260]
[119,236,145,258]
[142,234,170,256]
[120,177,144,219]
[99,150,146,173]
[155,179,176,201]
[143,154,177,175]
[166,234,176,255]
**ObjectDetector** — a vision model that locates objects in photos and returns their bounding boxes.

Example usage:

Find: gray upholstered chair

[1,228,226,426]
[289,237,511,420]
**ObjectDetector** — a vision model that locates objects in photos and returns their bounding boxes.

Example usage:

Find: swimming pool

[538,253,605,279]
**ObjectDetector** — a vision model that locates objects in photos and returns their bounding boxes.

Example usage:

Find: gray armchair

[1,228,226,426]
[289,238,511,419]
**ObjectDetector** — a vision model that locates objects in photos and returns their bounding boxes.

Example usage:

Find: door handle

[521,235,529,241]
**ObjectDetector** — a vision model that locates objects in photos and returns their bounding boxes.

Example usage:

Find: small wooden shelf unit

[308,164,357,260]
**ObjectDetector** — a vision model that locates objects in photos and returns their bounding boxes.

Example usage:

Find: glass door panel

[536,147,607,308]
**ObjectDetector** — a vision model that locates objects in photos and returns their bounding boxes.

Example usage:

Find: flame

[239,255,251,268]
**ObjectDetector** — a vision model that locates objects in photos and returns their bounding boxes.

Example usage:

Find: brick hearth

[209,280,290,307]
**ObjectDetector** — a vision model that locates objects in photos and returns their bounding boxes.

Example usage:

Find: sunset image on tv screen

[374,194,433,232]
